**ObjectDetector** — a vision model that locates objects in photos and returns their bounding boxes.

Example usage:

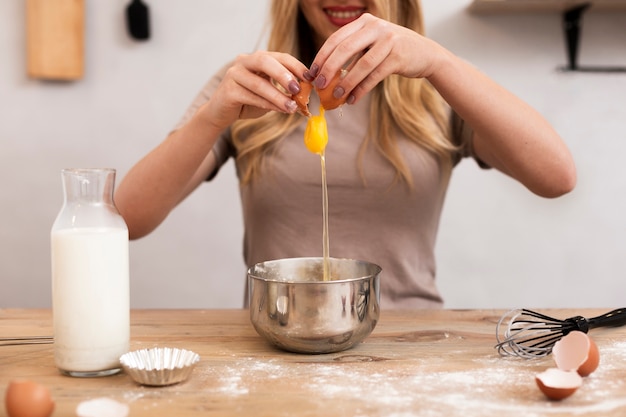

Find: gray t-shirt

[176,65,478,309]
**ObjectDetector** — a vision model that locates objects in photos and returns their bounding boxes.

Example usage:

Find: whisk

[495,308,626,358]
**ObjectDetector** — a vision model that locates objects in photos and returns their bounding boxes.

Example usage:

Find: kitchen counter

[2,308,626,416]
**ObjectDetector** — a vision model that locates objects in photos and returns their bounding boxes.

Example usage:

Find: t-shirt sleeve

[450,110,490,169]
[172,63,236,181]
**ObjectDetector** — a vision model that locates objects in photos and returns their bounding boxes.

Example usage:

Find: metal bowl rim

[247,257,382,284]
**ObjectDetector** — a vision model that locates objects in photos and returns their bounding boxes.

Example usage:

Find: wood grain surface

[2,308,626,416]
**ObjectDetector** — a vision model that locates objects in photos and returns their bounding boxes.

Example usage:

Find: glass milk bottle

[51,168,130,377]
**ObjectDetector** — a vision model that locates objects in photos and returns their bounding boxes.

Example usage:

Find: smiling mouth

[324,8,366,25]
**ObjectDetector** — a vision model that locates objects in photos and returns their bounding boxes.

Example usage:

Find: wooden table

[2,309,626,417]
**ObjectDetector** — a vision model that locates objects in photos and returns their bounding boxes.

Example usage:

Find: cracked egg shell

[553,331,600,377]
[292,80,313,117]
[535,368,583,400]
[316,69,348,111]
[292,70,348,115]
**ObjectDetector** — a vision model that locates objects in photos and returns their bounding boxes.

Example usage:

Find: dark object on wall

[468,0,626,74]
[126,0,150,40]
[562,2,626,73]
[563,4,590,71]
[26,0,85,80]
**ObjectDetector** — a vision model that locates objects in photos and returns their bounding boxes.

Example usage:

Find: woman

[115,0,576,308]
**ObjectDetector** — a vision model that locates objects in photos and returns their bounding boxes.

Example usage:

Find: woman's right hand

[201,51,309,131]
[115,51,310,239]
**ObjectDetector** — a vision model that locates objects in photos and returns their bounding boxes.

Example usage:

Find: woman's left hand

[306,13,440,105]
[306,13,577,199]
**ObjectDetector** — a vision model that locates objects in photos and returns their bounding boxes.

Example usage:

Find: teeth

[326,10,363,19]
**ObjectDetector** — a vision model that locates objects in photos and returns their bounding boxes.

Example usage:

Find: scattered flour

[172,340,626,416]
[76,398,129,417]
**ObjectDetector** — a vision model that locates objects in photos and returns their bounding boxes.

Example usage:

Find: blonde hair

[231,0,455,187]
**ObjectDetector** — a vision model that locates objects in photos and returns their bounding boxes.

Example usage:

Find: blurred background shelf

[468,0,626,72]
[468,0,626,13]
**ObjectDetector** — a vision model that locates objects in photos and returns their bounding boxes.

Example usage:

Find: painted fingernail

[333,86,344,99]
[286,100,298,113]
[347,94,356,105]
[314,74,326,89]
[288,80,300,95]
[303,70,314,82]
[309,64,319,77]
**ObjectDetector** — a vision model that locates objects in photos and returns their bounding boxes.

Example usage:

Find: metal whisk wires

[496,307,626,359]
[495,309,571,358]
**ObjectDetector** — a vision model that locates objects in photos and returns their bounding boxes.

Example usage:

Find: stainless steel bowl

[248,257,381,354]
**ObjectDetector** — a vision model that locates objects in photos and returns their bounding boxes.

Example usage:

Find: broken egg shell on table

[552,330,600,377]
[535,331,600,400]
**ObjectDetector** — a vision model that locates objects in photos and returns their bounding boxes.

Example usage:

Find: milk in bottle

[51,168,129,377]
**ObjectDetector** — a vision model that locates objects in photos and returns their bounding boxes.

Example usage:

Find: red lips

[323,6,365,27]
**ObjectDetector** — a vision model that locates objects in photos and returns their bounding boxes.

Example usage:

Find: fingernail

[286,100,298,113]
[309,64,319,77]
[303,70,314,82]
[314,74,326,89]
[288,80,300,95]
[347,94,356,105]
[333,86,344,99]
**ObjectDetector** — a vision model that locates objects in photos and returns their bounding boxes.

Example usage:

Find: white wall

[1,1,625,309]
[427,3,626,309]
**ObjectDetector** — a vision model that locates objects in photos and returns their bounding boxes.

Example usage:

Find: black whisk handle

[586,308,626,330]
[565,315,589,333]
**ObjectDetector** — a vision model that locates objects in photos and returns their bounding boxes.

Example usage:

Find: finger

[309,15,384,88]
[309,15,371,77]
[245,52,308,96]
[344,50,365,72]
[277,52,311,83]
[346,63,388,105]
[338,43,392,101]
[214,77,281,120]
[312,35,374,90]
[228,65,297,114]
[241,75,298,113]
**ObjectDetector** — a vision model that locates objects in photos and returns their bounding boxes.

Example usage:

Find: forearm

[115,52,309,239]
[115,106,222,239]
[426,46,576,197]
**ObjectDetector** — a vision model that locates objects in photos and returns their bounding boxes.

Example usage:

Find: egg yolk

[304,106,328,155]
